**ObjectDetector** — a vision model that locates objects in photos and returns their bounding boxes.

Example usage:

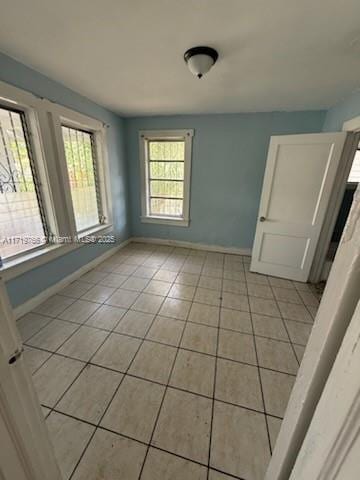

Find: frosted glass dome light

[184,46,218,79]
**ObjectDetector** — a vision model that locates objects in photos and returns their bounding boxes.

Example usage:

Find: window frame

[0,80,113,279]
[139,129,193,227]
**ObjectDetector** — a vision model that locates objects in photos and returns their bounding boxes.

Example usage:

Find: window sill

[0,224,113,281]
[140,216,189,227]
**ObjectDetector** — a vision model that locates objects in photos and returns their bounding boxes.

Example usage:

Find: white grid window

[0,106,48,260]
[61,125,102,233]
[140,130,193,226]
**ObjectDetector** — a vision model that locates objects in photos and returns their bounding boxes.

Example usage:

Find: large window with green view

[62,126,102,233]
[140,130,193,226]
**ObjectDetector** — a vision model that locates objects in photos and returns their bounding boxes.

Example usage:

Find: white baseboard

[131,236,252,256]
[14,238,131,319]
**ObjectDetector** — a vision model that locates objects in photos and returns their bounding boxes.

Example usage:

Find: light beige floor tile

[222,279,247,295]
[153,269,178,282]
[307,305,318,319]
[101,376,164,442]
[175,272,199,286]
[57,364,122,423]
[249,296,280,317]
[272,287,302,304]
[158,297,191,320]
[131,293,164,314]
[143,279,172,296]
[71,428,146,480]
[194,287,221,306]
[133,266,158,278]
[220,308,252,334]
[27,319,79,351]
[268,277,295,289]
[188,302,219,327]
[260,369,295,418]
[58,326,108,361]
[121,276,150,292]
[115,310,154,338]
[33,295,75,317]
[222,292,249,311]
[267,415,282,451]
[198,276,222,291]
[245,272,269,285]
[80,270,107,284]
[99,273,128,288]
[209,470,236,479]
[92,333,141,372]
[218,330,257,365]
[17,313,53,342]
[252,314,289,341]
[142,448,207,480]
[33,355,84,407]
[247,283,274,299]
[168,283,196,301]
[181,264,203,275]
[170,349,215,397]
[85,305,126,330]
[23,346,51,374]
[285,320,312,345]
[81,285,116,303]
[42,406,51,417]
[146,316,185,346]
[255,337,298,374]
[292,281,312,292]
[201,267,223,278]
[113,264,138,276]
[298,290,320,307]
[294,344,305,363]
[105,288,139,309]
[223,270,245,282]
[46,412,94,480]
[152,389,212,464]
[215,359,263,411]
[211,401,270,480]
[181,323,218,355]
[59,299,100,324]
[277,301,313,323]
[129,341,177,383]
[59,280,93,299]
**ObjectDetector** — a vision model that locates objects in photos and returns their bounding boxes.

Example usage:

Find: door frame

[310,118,360,283]
[265,174,360,480]
[0,278,62,480]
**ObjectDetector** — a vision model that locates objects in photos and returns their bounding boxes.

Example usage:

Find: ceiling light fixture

[184,46,218,79]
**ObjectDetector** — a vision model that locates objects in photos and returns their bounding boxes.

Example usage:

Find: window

[348,148,360,184]
[139,130,193,226]
[61,126,102,233]
[0,106,48,260]
[0,80,112,273]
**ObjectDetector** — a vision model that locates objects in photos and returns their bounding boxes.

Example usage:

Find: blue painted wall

[0,53,130,306]
[323,90,360,131]
[126,112,326,249]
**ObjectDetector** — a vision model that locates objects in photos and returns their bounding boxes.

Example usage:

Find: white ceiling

[1,0,360,116]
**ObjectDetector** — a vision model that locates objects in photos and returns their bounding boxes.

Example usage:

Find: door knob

[259,216,266,222]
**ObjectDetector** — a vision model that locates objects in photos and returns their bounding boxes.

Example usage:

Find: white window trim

[139,129,193,227]
[0,80,113,278]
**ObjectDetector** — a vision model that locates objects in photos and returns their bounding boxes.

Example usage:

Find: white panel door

[250,133,347,281]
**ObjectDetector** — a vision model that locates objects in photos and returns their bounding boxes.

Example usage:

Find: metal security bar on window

[61,126,102,233]
[147,140,185,217]
[0,106,48,260]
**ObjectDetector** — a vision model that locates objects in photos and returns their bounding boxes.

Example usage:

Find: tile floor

[18,242,321,480]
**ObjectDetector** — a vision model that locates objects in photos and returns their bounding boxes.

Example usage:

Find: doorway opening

[321,142,360,280]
